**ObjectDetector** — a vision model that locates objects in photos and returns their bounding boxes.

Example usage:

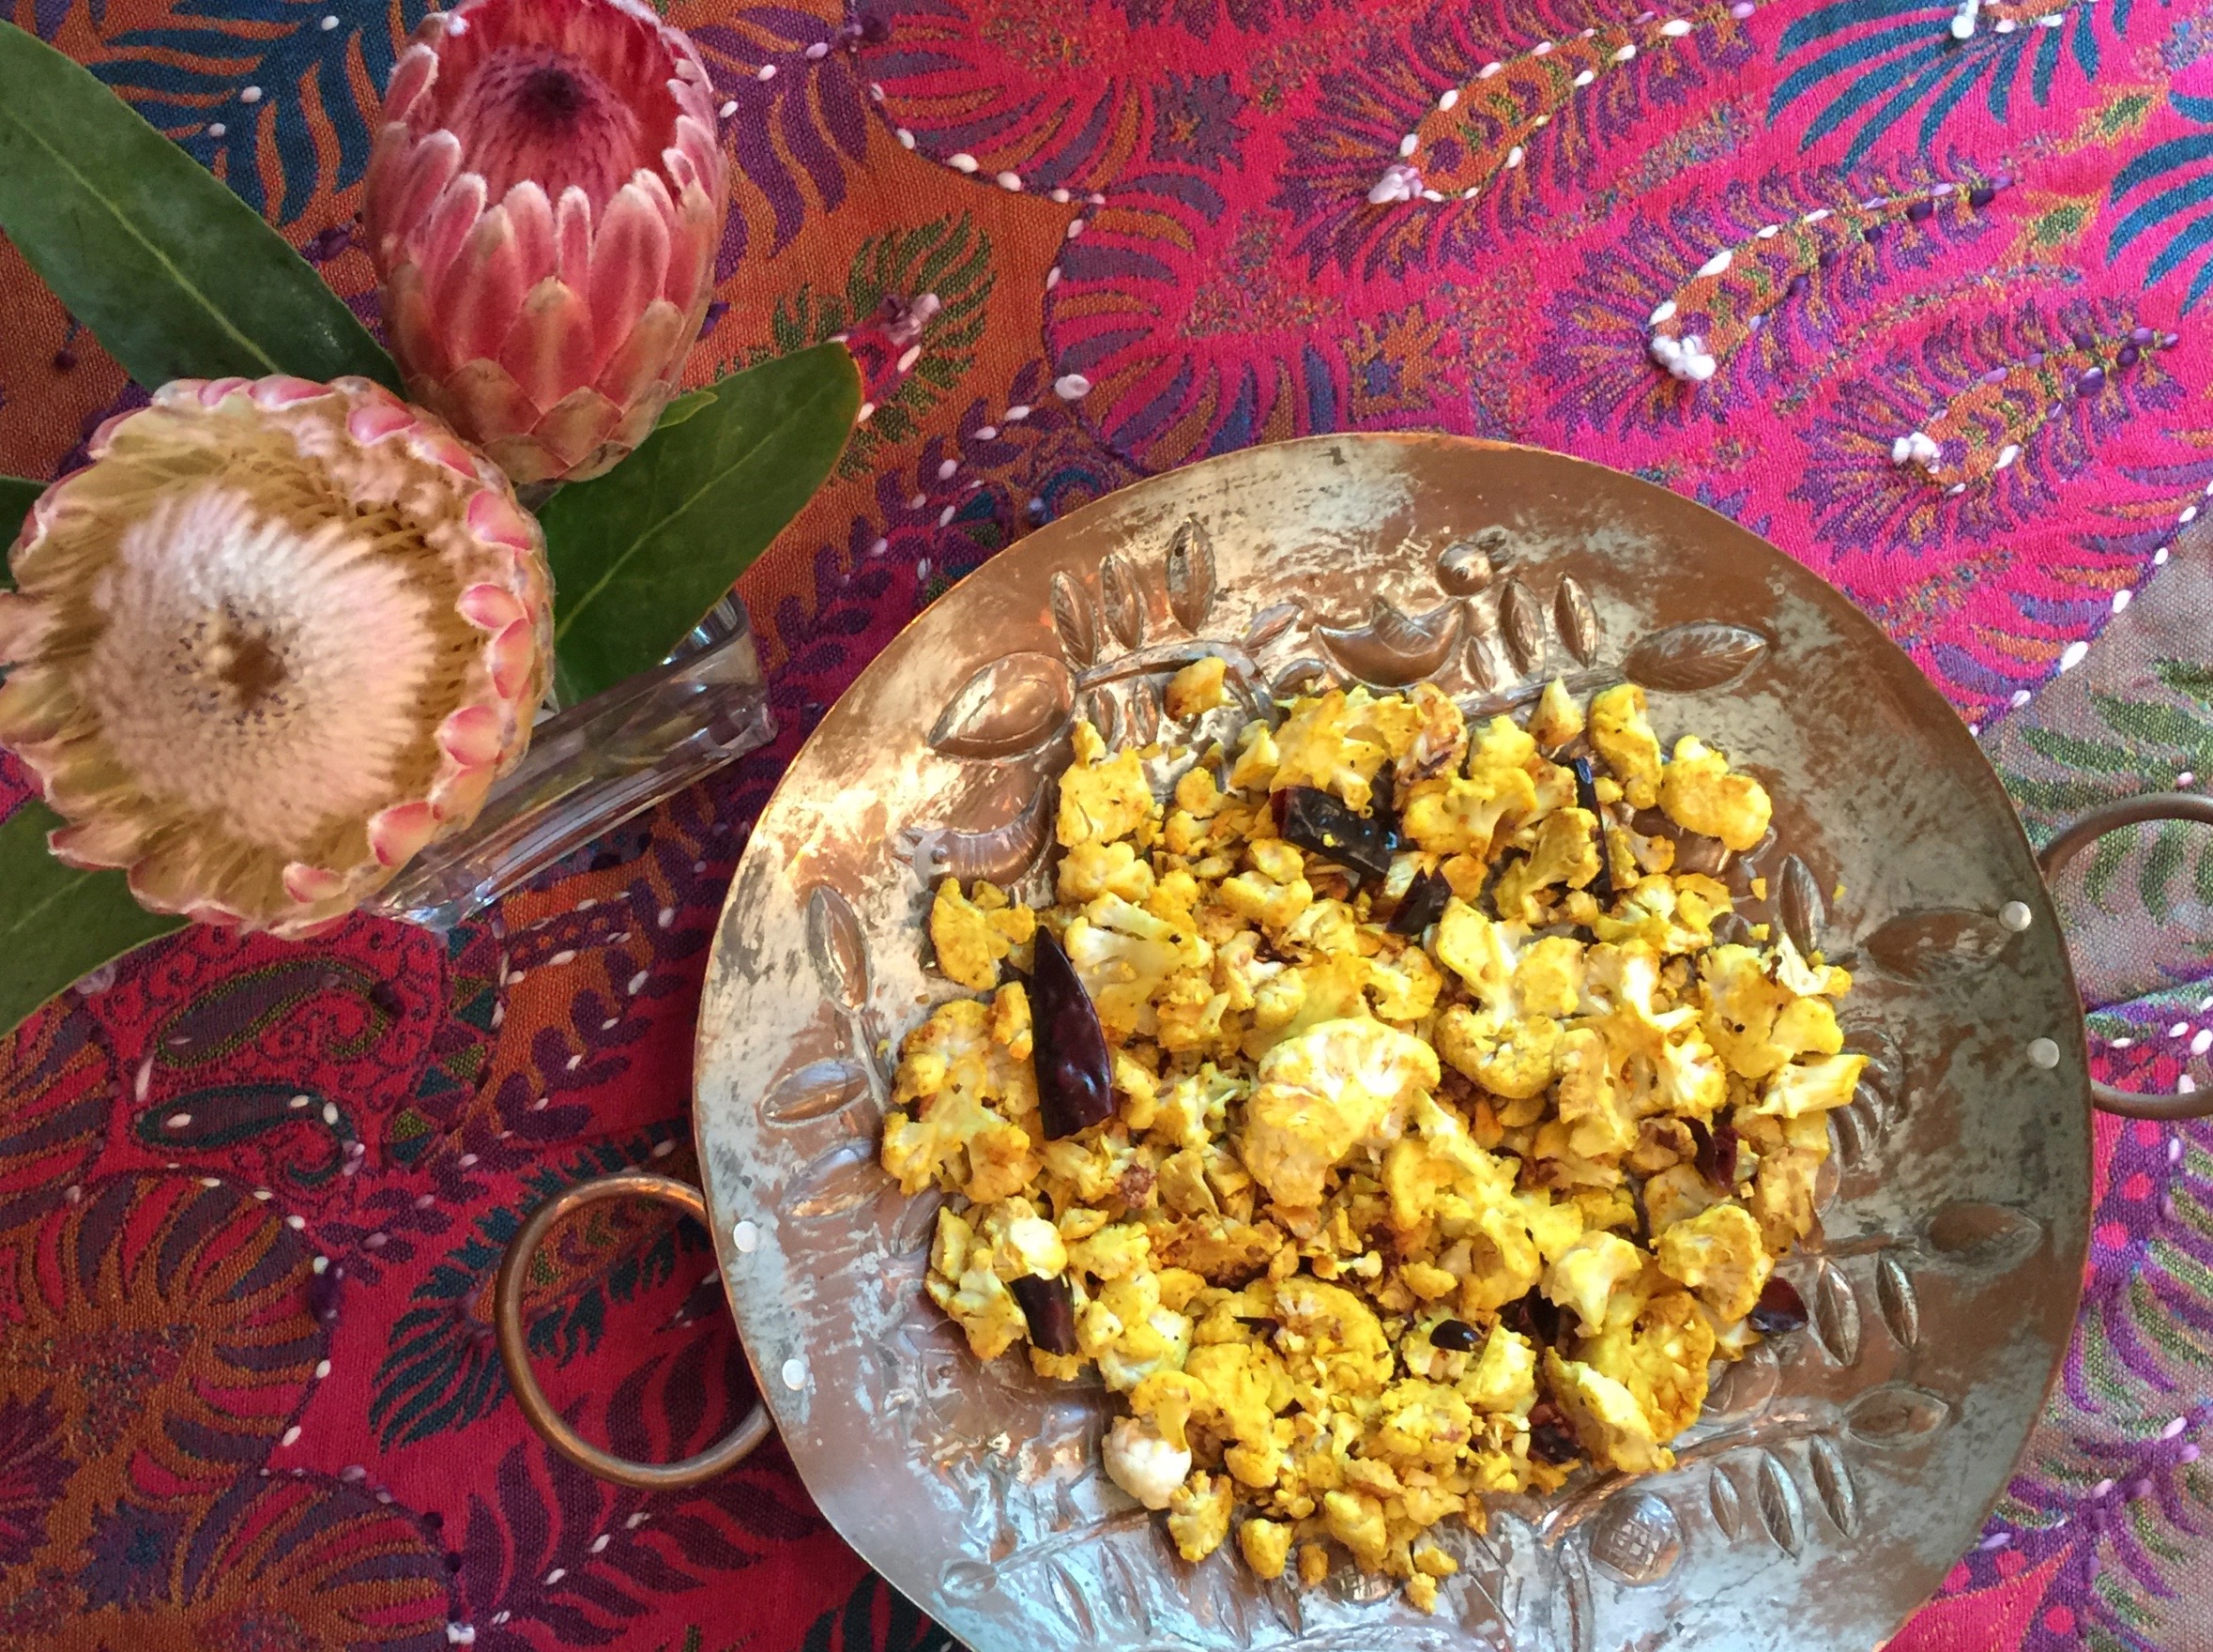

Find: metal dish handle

[2040,793,2213,1121]
[496,1170,771,1488]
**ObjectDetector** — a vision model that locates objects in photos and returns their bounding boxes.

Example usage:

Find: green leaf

[2020,723,2144,774]
[0,474,40,591]
[2091,693,2213,762]
[655,390,718,431]
[2143,820,2190,921]
[0,800,182,1041]
[539,344,860,704]
[0,22,399,393]
[2085,829,2130,909]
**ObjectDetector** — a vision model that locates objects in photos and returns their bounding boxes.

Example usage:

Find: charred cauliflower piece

[1059,718,1155,849]
[1238,1018,1440,1207]
[928,878,1037,990]
[1589,684,1663,809]
[1656,1201,1772,1322]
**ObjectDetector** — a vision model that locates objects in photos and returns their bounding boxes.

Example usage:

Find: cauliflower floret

[1245,952,1367,1057]
[1365,945,1443,1022]
[928,878,1037,990]
[1058,840,1155,905]
[1403,681,1471,777]
[1239,1518,1293,1580]
[1400,767,1538,858]
[1431,899,1524,1008]
[1238,1018,1441,1206]
[1082,1272,1193,1390]
[1214,929,1298,1021]
[1756,1052,1869,1118]
[925,1208,1036,1359]
[1461,1323,1538,1415]
[1657,736,1772,852]
[1063,893,1213,1041]
[1270,688,1412,810]
[1058,718,1155,849]
[1700,945,1845,1078]
[1183,1339,1291,1453]
[1551,1024,1634,1156]
[1105,1415,1191,1509]
[1216,840,1314,934]
[1526,678,1585,748]
[1580,1289,1716,1439]
[1748,1141,1824,1250]
[1645,1162,1720,1233]
[1545,1349,1670,1474]
[1166,655,1230,720]
[880,992,1040,1201]
[1492,809,1602,921]
[1656,1201,1772,1322]
[1438,1005,1561,1100]
[1515,935,1585,1018]
[1588,684,1663,809]
[1543,1230,1646,1336]
[1593,874,1729,956]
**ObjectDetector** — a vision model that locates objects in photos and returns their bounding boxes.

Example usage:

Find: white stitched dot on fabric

[2027,1038,2059,1069]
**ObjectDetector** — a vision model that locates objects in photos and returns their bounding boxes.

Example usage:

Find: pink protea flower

[363,0,729,485]
[0,376,554,938]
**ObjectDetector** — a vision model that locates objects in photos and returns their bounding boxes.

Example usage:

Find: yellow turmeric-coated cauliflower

[1546,1349,1671,1474]
[1657,736,1773,852]
[1492,808,1602,921]
[1059,719,1155,849]
[928,878,1037,991]
[1656,1201,1772,1321]
[1063,892,1212,1040]
[886,680,1861,1605]
[1527,677,1585,748]
[1580,1289,1716,1439]
[881,989,1039,1201]
[1166,655,1231,720]
[1238,1018,1440,1206]
[1589,684,1663,809]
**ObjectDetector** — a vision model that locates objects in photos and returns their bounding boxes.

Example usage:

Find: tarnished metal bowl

[498,435,2210,1651]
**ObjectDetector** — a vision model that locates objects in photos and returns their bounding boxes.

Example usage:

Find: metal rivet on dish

[2000,900,2033,932]
[2028,1037,2060,1069]
[732,1220,759,1253]
[781,1357,807,1390]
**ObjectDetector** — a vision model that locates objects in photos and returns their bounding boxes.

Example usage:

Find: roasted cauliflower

[883,678,1862,1608]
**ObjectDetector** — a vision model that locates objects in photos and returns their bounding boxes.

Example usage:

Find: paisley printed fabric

[3,0,2213,1646]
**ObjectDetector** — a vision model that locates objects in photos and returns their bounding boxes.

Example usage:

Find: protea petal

[362,0,729,482]
[0,376,554,938]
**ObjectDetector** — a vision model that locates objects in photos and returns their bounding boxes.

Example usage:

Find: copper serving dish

[496,435,2212,1651]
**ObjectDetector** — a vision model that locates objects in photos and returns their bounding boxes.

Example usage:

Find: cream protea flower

[0,375,553,937]
[363,0,729,485]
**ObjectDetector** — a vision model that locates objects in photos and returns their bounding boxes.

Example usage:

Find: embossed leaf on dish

[929,651,1076,760]
[1809,1260,1861,1365]
[1829,1100,1869,1170]
[1876,1251,1919,1348]
[804,884,870,1011]
[940,1559,998,1602]
[1587,1491,1683,1585]
[1103,1541,1153,1632]
[1554,574,1599,666]
[1241,601,1301,653]
[1925,1200,2043,1268]
[1778,854,1824,958]
[1047,1559,1099,1641]
[785,1139,891,1220]
[1708,1464,1745,1540]
[1754,1449,1808,1557]
[1620,620,1769,693]
[1807,1436,1860,1537]
[890,1186,946,1255]
[1270,656,1337,700]
[1465,623,1500,692]
[1165,516,1216,633]
[1845,1384,1955,1447]
[908,777,1056,886]
[1126,676,1163,746]
[1050,570,1098,667]
[1499,575,1544,674]
[1861,907,2012,983]
[1082,686,1123,750]
[761,1056,874,1124]
[1316,596,1466,686]
[1702,1338,1780,1425]
[1099,552,1146,650]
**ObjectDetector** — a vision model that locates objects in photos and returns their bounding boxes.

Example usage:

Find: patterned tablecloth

[4,0,2213,1646]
